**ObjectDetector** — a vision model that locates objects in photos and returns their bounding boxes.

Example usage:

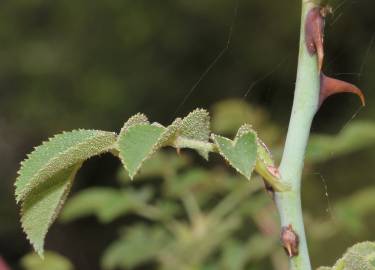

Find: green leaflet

[120,113,149,132]
[16,129,117,256]
[116,112,198,179]
[175,109,211,159]
[21,164,81,256]
[237,124,288,191]
[21,251,74,270]
[118,124,166,179]
[15,129,117,202]
[179,109,210,142]
[212,128,257,180]
[317,242,375,270]
[213,124,288,191]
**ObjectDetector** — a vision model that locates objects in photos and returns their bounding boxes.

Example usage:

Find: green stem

[172,137,218,153]
[172,137,290,192]
[275,1,320,270]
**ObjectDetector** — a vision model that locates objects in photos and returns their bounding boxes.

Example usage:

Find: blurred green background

[0,0,374,269]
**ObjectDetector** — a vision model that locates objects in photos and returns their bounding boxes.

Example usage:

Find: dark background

[0,0,374,269]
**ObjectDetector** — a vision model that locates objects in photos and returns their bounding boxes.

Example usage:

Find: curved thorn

[320,73,366,106]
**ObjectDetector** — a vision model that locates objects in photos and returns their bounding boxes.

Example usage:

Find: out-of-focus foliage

[211,100,281,146]
[308,188,375,240]
[58,100,375,270]
[317,242,375,270]
[63,152,271,269]
[334,188,375,234]
[102,225,169,270]
[60,187,154,223]
[20,251,73,270]
[306,122,375,163]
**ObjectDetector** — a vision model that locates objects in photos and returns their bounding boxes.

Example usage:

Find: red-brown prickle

[281,224,299,257]
[305,7,329,71]
[267,165,280,178]
[320,73,366,107]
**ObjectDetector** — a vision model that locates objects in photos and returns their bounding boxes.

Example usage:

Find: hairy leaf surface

[118,124,165,179]
[16,129,117,202]
[119,113,149,133]
[21,164,81,256]
[177,109,211,159]
[212,129,257,180]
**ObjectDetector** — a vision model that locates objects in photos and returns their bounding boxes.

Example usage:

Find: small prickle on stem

[281,224,300,257]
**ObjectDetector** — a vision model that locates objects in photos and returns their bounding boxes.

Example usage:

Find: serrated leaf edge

[119,113,149,135]
[20,163,81,257]
[212,131,257,180]
[16,130,117,203]
[117,124,167,180]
